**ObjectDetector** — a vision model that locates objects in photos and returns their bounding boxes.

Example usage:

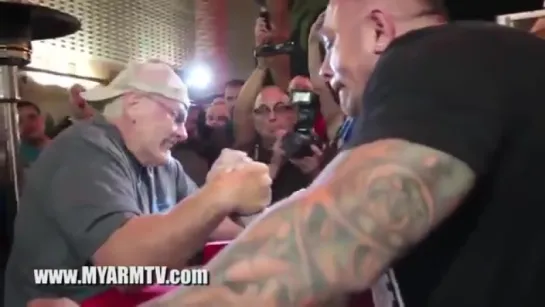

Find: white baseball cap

[80,60,190,108]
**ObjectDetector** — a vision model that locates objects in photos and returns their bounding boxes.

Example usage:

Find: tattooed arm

[143,138,475,307]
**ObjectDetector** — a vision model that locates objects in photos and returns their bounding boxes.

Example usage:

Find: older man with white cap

[4,60,272,307]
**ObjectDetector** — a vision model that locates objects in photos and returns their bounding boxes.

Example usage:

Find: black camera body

[254,6,296,58]
[254,41,296,58]
[281,90,321,159]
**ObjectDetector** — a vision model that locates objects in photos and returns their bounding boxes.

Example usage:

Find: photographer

[170,105,209,187]
[284,76,327,177]
[234,84,316,203]
[172,98,234,184]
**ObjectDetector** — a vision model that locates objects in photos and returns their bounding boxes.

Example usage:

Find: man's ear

[369,10,396,54]
[120,93,140,121]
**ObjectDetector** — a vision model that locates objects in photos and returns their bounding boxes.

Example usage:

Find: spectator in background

[204,98,234,152]
[234,85,317,203]
[230,18,333,204]
[205,98,231,128]
[170,105,209,187]
[17,101,50,168]
[49,84,95,138]
[172,98,235,187]
[181,98,233,167]
[184,104,201,140]
[223,79,245,110]
[69,84,95,120]
[245,15,342,145]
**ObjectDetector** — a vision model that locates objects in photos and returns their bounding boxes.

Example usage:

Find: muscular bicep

[318,139,476,248]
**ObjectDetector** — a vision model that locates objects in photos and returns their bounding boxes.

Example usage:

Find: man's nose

[319,53,333,83]
[267,111,277,121]
[175,124,188,141]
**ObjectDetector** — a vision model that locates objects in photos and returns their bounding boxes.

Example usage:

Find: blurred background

[2,0,545,305]
[18,0,545,122]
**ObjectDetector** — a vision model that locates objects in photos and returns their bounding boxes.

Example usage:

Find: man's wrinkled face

[18,105,45,141]
[224,85,242,108]
[205,102,230,128]
[320,0,382,117]
[125,92,188,165]
[253,87,296,140]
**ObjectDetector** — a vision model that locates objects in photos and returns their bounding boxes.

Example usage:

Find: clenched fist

[206,149,272,216]
[206,148,250,181]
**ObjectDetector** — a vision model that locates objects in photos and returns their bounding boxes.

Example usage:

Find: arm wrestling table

[80,242,229,307]
[83,241,373,307]
[80,241,373,306]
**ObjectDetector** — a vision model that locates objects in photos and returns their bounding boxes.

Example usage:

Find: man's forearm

[264,0,291,91]
[266,55,290,90]
[144,139,474,306]
[209,217,243,241]
[96,186,230,268]
[233,66,267,147]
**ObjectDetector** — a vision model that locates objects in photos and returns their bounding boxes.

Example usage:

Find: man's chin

[161,149,172,160]
[340,97,361,117]
[146,150,171,166]
[270,128,289,135]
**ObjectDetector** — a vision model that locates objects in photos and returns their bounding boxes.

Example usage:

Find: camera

[254,6,296,58]
[281,90,321,159]
[254,41,296,58]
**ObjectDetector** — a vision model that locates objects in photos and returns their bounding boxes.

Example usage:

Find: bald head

[255,86,289,109]
[211,97,227,106]
[253,86,296,141]
[328,0,445,14]
[320,0,445,117]
[324,0,446,38]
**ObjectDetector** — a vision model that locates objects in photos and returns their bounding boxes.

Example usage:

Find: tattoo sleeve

[145,139,476,307]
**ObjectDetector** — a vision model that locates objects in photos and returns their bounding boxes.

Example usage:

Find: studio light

[185,64,212,89]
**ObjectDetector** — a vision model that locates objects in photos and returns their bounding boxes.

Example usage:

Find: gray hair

[101,97,123,119]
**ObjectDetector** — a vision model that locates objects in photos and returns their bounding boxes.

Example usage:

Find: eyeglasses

[225,95,237,103]
[206,114,230,123]
[145,95,187,125]
[253,103,294,117]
